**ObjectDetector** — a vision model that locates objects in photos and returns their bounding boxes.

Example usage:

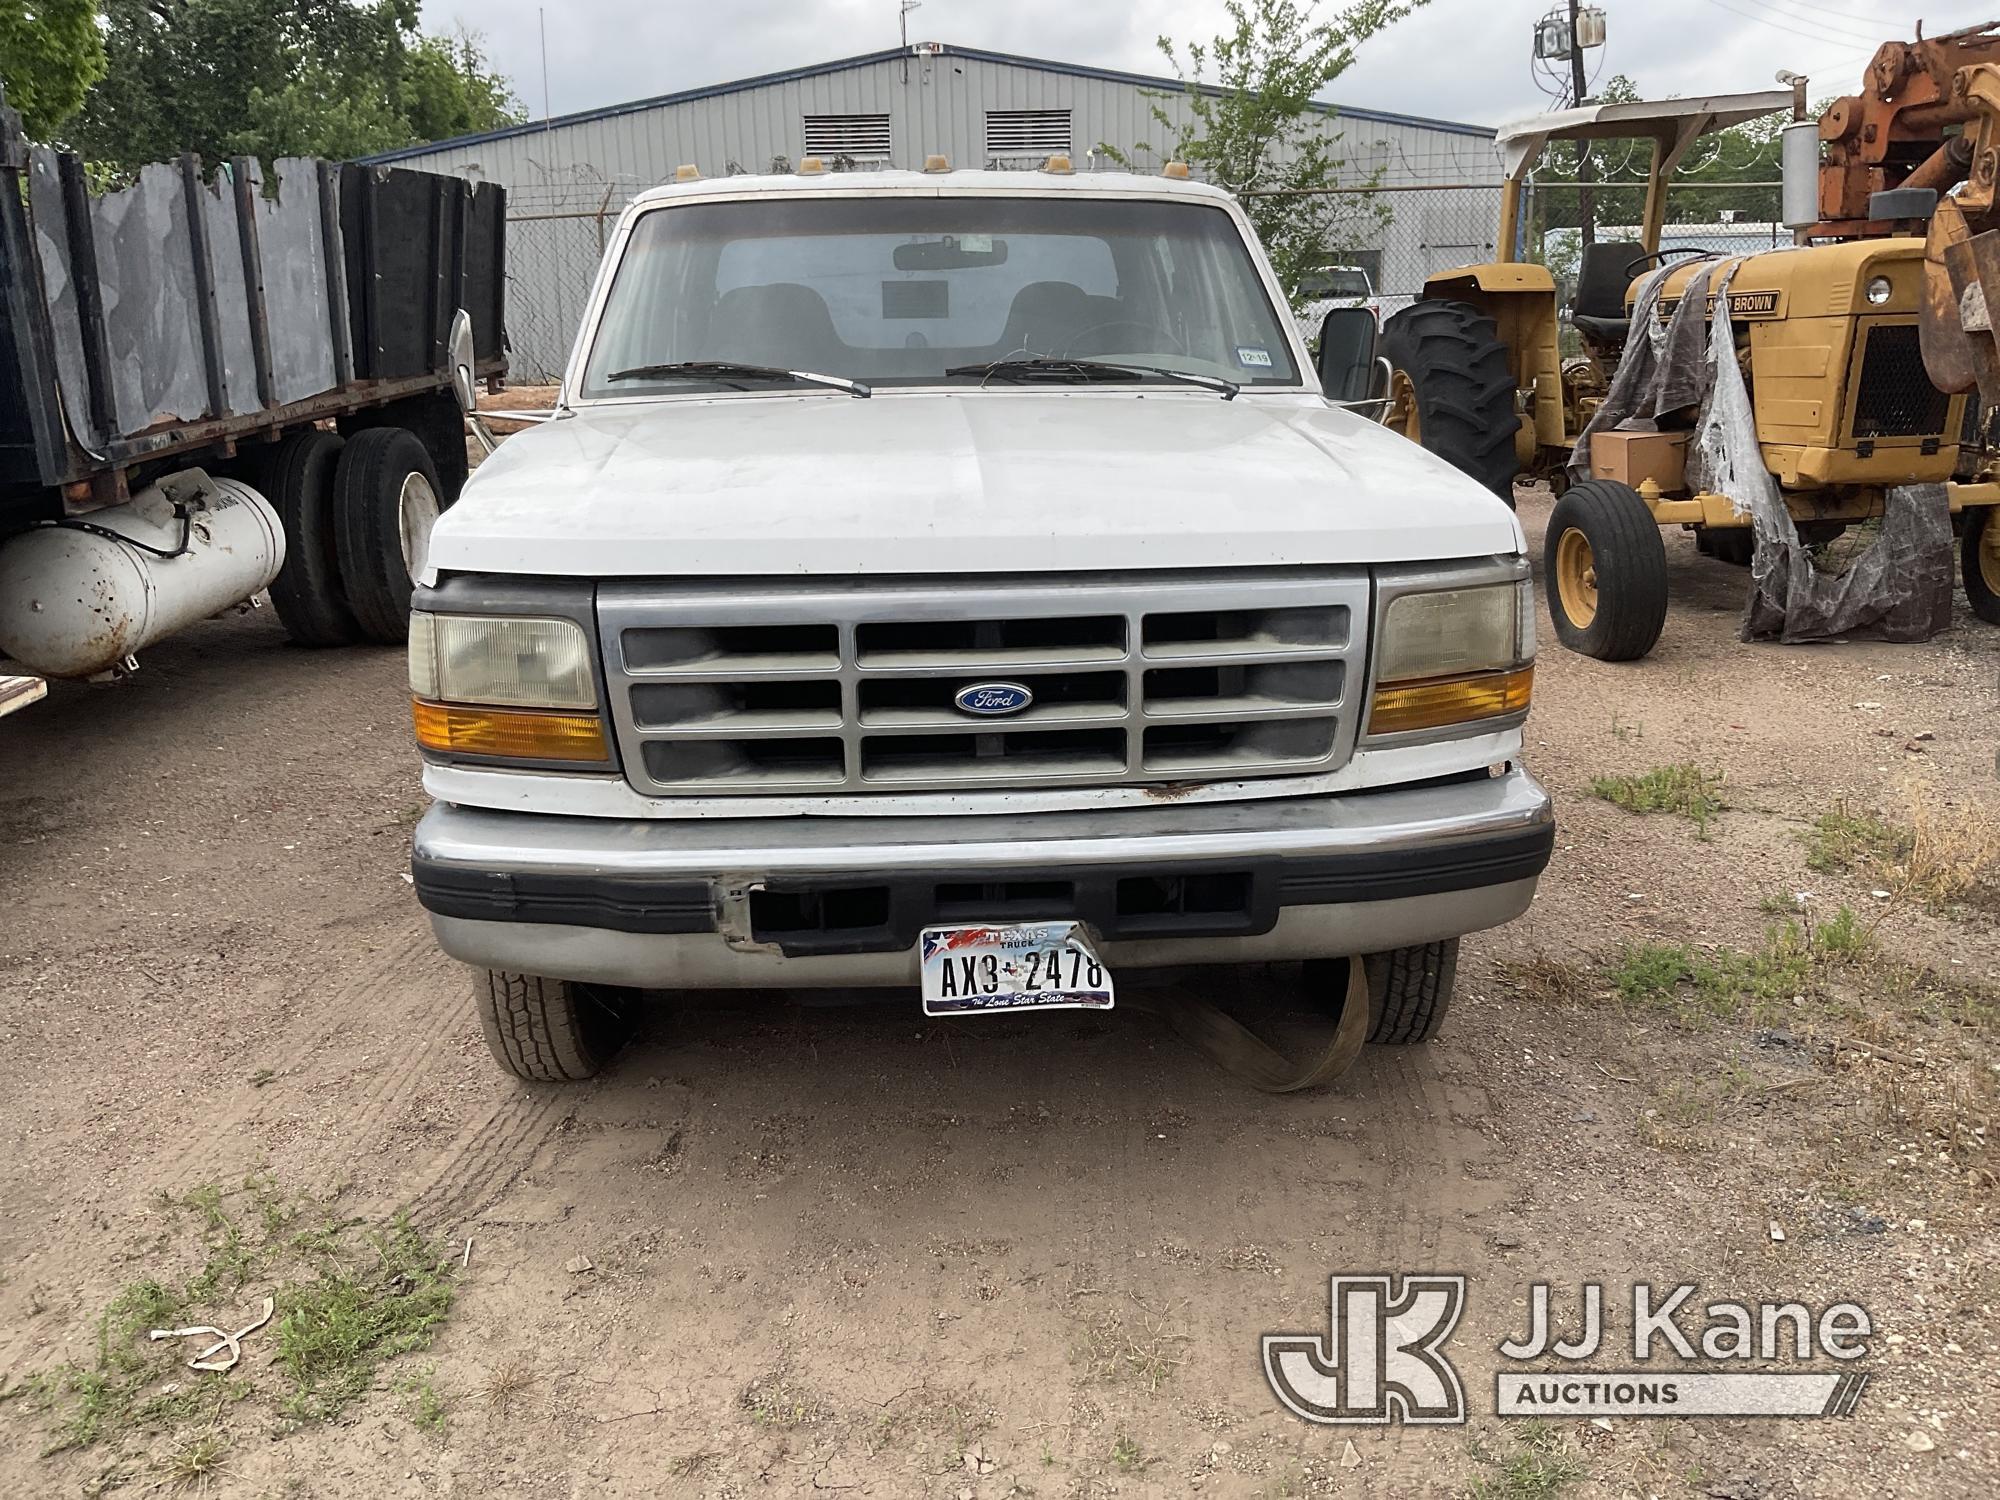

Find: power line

[1694,0,1880,47]
[1721,0,1911,41]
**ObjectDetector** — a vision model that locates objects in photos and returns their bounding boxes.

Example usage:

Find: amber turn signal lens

[1367,666,1533,736]
[412,700,610,762]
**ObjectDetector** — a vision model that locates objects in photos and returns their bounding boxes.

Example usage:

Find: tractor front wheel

[1545,479,1669,661]
[1380,300,1520,503]
[1965,504,2000,625]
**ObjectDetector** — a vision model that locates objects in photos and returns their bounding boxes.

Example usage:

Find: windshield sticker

[1236,346,1273,369]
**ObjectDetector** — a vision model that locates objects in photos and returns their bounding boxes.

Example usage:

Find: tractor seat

[1571,312,1631,344]
[1569,239,1646,347]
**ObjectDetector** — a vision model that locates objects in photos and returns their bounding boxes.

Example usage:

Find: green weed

[1591,764,1725,835]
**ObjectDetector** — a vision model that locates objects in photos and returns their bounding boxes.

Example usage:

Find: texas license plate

[918,921,1115,1016]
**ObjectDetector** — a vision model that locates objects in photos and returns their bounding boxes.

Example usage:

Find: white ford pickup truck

[408,163,1553,1082]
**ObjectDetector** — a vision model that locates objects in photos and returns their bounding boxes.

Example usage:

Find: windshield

[578,194,1300,397]
[1299,268,1370,298]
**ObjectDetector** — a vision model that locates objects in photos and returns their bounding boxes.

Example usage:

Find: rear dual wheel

[262,425,442,647]
[335,427,443,645]
[1545,479,1669,661]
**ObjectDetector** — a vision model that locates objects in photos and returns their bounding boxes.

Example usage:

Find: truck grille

[597,572,1370,795]
[1853,323,1947,440]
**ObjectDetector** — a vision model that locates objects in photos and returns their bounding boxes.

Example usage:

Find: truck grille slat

[599,573,1369,795]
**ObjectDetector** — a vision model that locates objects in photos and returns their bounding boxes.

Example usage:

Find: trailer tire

[1380,300,1521,503]
[476,970,636,1082]
[1966,504,2000,625]
[262,429,362,646]
[1545,478,1669,660]
[333,426,443,644]
[1301,939,1459,1044]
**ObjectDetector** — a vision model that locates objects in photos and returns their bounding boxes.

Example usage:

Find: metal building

[367,42,1503,379]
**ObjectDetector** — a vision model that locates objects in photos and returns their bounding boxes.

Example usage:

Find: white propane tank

[0,468,284,678]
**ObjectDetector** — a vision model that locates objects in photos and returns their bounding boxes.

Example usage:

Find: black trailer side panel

[0,92,504,506]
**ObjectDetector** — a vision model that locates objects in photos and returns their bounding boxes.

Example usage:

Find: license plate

[918,921,1115,1016]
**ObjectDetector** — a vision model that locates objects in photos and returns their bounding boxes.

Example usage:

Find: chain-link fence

[501,176,651,381]
[498,175,1506,382]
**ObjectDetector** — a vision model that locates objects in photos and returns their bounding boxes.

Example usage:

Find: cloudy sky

[420,1,1993,133]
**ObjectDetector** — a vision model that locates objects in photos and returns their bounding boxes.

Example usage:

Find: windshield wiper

[944,357,1237,399]
[602,361,871,398]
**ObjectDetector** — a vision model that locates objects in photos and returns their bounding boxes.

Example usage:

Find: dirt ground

[1,484,1995,1500]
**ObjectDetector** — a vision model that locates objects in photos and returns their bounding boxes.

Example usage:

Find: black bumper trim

[412,820,1553,955]
[413,866,716,935]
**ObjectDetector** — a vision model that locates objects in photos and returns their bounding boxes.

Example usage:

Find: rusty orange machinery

[1815,22,2000,238]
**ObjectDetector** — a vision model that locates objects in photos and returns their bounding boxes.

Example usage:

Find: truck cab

[407,162,1553,1081]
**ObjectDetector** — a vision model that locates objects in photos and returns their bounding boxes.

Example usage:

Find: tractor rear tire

[1380,300,1520,503]
[1704,527,1754,567]
[1965,504,2000,625]
[333,426,443,645]
[261,429,362,647]
[476,970,636,1082]
[1545,478,1669,661]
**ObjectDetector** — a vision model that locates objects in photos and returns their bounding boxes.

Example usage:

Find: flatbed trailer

[0,87,503,710]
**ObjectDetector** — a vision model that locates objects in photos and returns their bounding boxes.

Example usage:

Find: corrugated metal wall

[381,50,1504,380]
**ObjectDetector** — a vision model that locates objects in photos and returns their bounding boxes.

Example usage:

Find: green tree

[1100,0,1431,305]
[72,0,520,169]
[0,0,106,139]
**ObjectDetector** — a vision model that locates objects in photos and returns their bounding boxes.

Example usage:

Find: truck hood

[425,391,1522,580]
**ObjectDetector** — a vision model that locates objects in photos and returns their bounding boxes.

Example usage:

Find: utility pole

[1569,0,1595,246]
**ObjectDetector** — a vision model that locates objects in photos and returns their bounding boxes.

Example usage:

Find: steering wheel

[1622,246,1713,279]
[1059,318,1186,358]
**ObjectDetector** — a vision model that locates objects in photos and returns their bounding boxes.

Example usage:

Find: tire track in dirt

[399,1086,573,1227]
[150,925,450,1190]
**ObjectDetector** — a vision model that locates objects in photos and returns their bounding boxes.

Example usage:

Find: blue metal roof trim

[359,43,1493,165]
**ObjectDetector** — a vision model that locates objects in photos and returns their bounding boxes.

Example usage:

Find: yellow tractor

[1383,81,1999,660]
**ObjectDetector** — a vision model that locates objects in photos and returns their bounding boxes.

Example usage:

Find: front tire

[1545,478,1669,660]
[1301,939,1460,1045]
[1963,504,2000,625]
[476,970,636,1082]
[333,426,443,644]
[1380,300,1520,502]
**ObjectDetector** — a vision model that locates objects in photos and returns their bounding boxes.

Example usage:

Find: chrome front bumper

[413,769,1554,989]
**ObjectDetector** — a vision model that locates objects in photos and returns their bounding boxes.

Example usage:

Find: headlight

[409,612,597,708]
[1863,276,1892,306]
[409,612,609,763]
[1368,578,1535,736]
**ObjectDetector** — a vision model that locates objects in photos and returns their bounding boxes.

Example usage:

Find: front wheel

[476,970,637,1082]
[1301,939,1460,1045]
[1545,479,1669,661]
[1964,504,2000,625]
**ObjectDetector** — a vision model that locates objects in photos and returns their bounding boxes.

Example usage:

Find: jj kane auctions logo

[1263,1276,1873,1424]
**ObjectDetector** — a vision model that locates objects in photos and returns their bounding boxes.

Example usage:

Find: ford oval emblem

[953,681,1034,717]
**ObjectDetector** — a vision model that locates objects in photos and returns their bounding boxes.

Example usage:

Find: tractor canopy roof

[1494,90,1795,179]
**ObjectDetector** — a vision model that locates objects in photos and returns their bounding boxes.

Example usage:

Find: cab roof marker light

[1043,154,1074,174]
[1163,161,1191,179]
[797,156,826,175]
[673,163,701,182]
[923,153,951,173]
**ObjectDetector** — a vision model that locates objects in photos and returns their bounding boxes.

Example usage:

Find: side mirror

[449,308,479,414]
[1316,306,1389,408]
[449,308,496,456]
